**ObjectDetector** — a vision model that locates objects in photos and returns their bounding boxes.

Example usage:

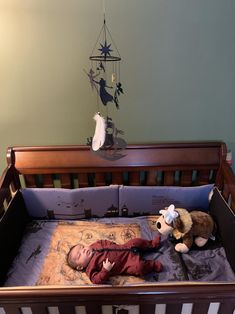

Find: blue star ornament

[98,40,113,58]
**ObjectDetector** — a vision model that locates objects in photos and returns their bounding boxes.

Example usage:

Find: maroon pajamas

[86,237,162,284]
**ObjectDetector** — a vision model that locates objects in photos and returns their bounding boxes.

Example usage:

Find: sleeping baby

[66,236,162,284]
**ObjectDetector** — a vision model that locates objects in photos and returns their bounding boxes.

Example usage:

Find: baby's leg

[133,260,162,276]
[125,236,161,250]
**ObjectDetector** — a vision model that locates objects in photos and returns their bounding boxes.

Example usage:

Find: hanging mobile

[85,3,126,160]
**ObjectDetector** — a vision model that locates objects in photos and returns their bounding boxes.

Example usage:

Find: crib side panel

[0,285,235,314]
[0,191,29,285]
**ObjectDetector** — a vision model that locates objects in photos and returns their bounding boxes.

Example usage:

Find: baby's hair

[66,245,79,270]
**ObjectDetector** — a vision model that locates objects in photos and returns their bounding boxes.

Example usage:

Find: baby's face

[70,244,93,270]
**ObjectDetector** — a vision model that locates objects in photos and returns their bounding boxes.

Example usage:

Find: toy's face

[156,215,174,236]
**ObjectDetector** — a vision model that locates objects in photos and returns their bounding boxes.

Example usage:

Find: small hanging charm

[111,73,116,83]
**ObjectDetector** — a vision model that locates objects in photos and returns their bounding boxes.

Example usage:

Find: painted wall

[0,0,235,173]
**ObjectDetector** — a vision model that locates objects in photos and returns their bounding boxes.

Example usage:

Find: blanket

[36,221,143,285]
[4,215,235,287]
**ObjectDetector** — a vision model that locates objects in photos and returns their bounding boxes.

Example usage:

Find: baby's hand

[103,258,115,271]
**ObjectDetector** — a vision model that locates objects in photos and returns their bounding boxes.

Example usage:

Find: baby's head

[67,244,93,271]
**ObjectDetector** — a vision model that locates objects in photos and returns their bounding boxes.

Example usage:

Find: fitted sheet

[4,216,235,287]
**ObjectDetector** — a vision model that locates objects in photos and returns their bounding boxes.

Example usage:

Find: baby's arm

[90,259,115,284]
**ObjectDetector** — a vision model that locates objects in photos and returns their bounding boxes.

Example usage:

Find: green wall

[0,0,235,173]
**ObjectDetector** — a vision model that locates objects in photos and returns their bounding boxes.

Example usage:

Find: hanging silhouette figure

[84,69,100,92]
[104,117,126,151]
[114,82,124,108]
[93,77,119,109]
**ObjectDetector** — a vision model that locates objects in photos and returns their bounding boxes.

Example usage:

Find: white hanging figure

[92,113,106,151]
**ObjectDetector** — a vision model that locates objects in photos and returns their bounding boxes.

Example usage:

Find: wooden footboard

[1,141,235,313]
[1,284,235,314]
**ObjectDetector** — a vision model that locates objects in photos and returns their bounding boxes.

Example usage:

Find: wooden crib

[0,141,235,314]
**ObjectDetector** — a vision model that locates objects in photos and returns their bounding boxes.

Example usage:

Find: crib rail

[0,284,235,314]
[5,142,227,188]
[1,302,235,314]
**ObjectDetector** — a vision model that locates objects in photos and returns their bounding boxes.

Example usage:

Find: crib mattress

[4,216,235,287]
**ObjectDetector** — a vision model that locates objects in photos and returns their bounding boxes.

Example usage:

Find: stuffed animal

[156,204,216,253]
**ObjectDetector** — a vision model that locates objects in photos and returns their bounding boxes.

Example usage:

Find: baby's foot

[152,235,161,248]
[154,260,163,272]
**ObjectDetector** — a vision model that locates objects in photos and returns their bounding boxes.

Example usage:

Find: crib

[0,141,235,314]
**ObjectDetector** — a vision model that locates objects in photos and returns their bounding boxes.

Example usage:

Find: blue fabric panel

[21,186,119,219]
[119,184,214,216]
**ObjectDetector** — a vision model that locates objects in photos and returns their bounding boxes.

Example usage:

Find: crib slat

[85,304,102,314]
[41,174,54,188]
[197,170,210,185]
[129,171,141,185]
[58,304,76,314]
[95,172,106,186]
[2,305,20,314]
[163,171,175,186]
[180,171,192,186]
[78,173,89,187]
[192,303,209,314]
[166,303,182,314]
[218,301,235,314]
[60,174,71,188]
[24,174,37,188]
[139,304,155,314]
[146,170,157,185]
[30,304,48,314]
[112,172,123,184]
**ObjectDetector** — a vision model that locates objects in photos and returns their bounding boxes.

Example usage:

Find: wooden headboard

[5,141,226,189]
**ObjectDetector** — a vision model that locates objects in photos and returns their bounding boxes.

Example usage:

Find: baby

[67,236,162,284]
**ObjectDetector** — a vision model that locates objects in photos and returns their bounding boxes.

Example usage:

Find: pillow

[118,184,214,216]
[21,186,119,219]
